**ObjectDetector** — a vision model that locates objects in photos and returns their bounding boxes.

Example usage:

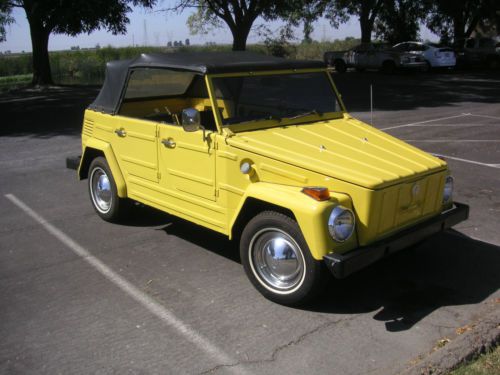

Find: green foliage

[186,3,222,35]
[262,25,297,58]
[0,0,14,42]
[374,0,425,44]
[323,0,385,43]
[0,39,360,84]
[425,0,499,46]
[448,345,500,375]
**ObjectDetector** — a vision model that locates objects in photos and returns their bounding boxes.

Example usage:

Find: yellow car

[74,52,468,305]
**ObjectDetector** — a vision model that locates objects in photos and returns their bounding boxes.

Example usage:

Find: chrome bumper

[324,202,469,279]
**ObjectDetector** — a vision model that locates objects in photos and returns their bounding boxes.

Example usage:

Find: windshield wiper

[223,114,281,126]
[284,109,323,120]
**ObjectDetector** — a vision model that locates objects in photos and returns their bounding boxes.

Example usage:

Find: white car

[392,42,456,70]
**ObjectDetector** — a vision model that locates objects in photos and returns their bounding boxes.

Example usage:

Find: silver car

[347,43,427,73]
[392,42,456,70]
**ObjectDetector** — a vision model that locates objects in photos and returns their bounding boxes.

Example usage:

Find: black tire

[355,67,365,72]
[487,56,500,70]
[240,211,326,306]
[334,60,347,73]
[88,157,129,222]
[381,60,396,74]
[422,61,432,73]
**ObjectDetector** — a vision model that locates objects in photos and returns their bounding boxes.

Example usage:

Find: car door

[111,115,159,183]
[353,45,370,67]
[158,123,216,201]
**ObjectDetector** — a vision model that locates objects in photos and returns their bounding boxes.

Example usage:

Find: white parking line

[405,139,500,143]
[5,193,247,375]
[432,154,500,169]
[468,113,500,121]
[380,114,470,130]
[0,95,47,103]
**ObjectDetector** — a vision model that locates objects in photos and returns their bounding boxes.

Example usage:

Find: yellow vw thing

[75,52,468,305]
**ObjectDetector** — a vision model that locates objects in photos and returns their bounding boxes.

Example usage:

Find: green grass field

[449,346,500,375]
[0,74,32,91]
[0,38,360,89]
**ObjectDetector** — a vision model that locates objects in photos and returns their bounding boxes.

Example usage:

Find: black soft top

[89,51,326,114]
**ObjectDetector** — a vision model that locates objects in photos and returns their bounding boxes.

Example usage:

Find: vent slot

[82,119,94,137]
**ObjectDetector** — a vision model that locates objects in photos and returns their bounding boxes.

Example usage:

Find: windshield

[211,71,342,129]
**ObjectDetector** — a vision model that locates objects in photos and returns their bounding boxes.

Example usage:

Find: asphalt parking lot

[1,69,499,375]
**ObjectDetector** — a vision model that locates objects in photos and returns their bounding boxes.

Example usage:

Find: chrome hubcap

[90,167,112,213]
[250,228,305,292]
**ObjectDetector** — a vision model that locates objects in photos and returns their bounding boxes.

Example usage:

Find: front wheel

[240,211,325,306]
[334,60,347,73]
[88,157,129,222]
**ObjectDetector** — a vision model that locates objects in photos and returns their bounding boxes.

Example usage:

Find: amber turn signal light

[302,187,330,201]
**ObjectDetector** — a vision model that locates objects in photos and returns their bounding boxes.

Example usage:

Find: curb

[402,306,500,375]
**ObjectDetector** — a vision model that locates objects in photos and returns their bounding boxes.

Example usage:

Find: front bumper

[324,202,469,279]
[66,155,81,170]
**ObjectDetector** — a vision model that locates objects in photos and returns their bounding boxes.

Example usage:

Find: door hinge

[157,172,161,180]
[215,188,219,197]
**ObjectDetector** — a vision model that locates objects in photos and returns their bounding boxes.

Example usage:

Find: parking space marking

[0,95,47,103]
[431,154,500,169]
[380,114,470,131]
[468,113,500,121]
[5,193,248,375]
[405,140,500,143]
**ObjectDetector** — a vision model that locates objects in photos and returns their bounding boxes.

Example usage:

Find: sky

[0,5,439,53]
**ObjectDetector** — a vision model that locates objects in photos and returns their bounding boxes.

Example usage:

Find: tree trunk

[27,18,53,86]
[231,24,251,51]
[453,15,465,49]
[360,17,373,43]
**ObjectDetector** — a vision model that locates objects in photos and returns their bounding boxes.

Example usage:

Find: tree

[281,1,326,44]
[2,0,155,86]
[425,0,499,47]
[180,0,288,51]
[0,0,13,42]
[324,0,384,43]
[374,0,425,45]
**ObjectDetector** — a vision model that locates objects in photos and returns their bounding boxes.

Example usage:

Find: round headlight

[443,175,454,204]
[328,206,355,242]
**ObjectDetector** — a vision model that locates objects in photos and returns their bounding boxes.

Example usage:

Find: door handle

[162,138,176,148]
[114,128,126,137]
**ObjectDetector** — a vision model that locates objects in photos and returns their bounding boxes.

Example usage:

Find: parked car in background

[457,37,500,69]
[392,42,456,70]
[324,43,427,73]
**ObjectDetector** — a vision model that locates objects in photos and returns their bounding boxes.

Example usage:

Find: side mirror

[181,108,201,132]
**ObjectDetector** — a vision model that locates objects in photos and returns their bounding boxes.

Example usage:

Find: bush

[0,38,361,84]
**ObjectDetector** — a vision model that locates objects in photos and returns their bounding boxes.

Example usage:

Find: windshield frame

[205,68,346,133]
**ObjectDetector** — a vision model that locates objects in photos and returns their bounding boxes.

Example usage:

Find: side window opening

[118,69,218,131]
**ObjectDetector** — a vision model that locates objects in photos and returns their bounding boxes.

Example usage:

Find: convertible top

[88,51,326,114]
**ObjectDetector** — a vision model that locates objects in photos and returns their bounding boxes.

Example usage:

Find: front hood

[226,115,447,189]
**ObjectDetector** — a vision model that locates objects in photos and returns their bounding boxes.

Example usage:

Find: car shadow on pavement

[143,206,500,332]
[310,230,500,332]
[120,203,242,263]
[334,70,500,113]
[0,86,99,138]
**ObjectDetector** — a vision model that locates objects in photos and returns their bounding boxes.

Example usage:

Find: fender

[230,182,357,260]
[79,138,127,198]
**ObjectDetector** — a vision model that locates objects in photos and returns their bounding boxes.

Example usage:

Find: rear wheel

[381,60,396,74]
[422,61,432,72]
[240,211,325,306]
[487,56,500,69]
[88,157,129,222]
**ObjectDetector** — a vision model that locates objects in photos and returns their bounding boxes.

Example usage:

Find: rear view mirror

[181,108,201,132]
